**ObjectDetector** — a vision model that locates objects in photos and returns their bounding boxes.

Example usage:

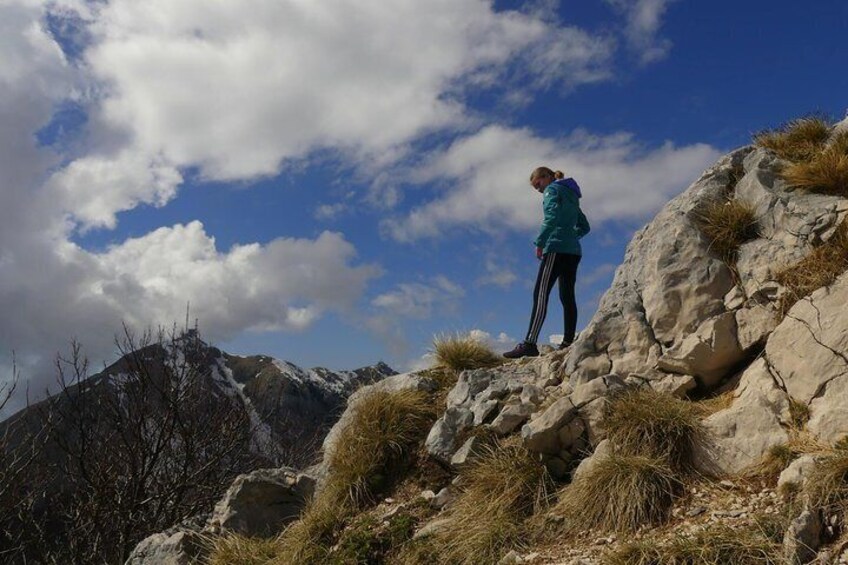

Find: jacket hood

[553,178,582,198]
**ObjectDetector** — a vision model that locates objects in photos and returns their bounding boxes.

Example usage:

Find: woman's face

[531,172,552,192]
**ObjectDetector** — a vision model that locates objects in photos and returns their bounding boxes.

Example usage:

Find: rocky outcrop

[208,467,315,537]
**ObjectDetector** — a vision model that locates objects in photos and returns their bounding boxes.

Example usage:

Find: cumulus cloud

[476,257,518,288]
[371,276,465,320]
[606,0,677,64]
[381,125,721,241]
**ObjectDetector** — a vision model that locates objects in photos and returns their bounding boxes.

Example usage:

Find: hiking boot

[557,340,572,351]
[503,341,539,359]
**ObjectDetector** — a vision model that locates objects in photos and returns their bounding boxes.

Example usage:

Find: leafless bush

[1,327,265,564]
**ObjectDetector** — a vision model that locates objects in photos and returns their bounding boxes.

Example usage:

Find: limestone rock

[777,455,818,492]
[426,406,473,462]
[703,358,790,475]
[451,436,485,468]
[566,148,749,386]
[490,403,534,435]
[522,397,578,455]
[648,373,697,398]
[782,509,822,565]
[208,467,314,537]
[125,526,204,565]
[734,304,779,351]
[572,439,612,483]
[657,312,745,388]
[765,272,848,442]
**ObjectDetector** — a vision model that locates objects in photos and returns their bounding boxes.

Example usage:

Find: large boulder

[208,467,315,537]
[702,359,790,475]
[566,148,748,385]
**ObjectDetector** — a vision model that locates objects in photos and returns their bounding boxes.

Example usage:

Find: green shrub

[433,333,503,372]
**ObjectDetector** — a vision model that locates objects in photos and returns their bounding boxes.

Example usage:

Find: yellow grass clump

[692,198,760,263]
[783,131,848,196]
[603,521,783,564]
[555,454,681,533]
[206,388,436,565]
[401,441,551,565]
[754,116,831,162]
[433,333,504,373]
[204,533,281,565]
[602,387,709,474]
[775,220,848,315]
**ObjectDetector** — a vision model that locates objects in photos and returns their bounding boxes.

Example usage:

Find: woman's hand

[536,246,543,260]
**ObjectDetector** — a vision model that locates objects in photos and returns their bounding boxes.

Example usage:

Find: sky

[1,0,847,417]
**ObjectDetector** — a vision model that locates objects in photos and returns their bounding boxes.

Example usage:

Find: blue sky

[1,0,846,415]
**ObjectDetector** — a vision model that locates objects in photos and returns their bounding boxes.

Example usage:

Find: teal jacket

[533,178,590,255]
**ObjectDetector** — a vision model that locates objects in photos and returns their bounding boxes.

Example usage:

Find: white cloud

[606,0,676,64]
[371,276,465,320]
[382,125,721,241]
[314,203,347,221]
[476,257,518,288]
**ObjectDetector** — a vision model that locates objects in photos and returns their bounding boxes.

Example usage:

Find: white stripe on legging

[528,252,556,343]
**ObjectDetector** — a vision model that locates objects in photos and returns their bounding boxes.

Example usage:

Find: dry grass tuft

[693,198,760,263]
[775,221,848,315]
[268,388,436,564]
[555,454,681,533]
[802,448,848,520]
[783,131,848,196]
[204,533,282,565]
[323,388,436,507]
[754,116,832,162]
[604,521,783,564]
[433,333,504,373]
[692,390,735,418]
[403,441,551,565]
[602,388,708,474]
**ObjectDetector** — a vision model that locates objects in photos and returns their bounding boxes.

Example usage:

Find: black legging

[524,252,581,345]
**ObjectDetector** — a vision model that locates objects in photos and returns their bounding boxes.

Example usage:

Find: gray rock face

[703,359,790,475]
[125,521,205,565]
[782,509,822,565]
[656,312,745,388]
[566,149,748,386]
[208,467,315,537]
[765,273,848,443]
[522,375,625,457]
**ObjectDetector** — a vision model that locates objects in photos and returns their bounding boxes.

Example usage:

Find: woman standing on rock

[504,167,590,359]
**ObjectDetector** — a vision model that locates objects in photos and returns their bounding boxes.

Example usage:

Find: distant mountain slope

[0,333,395,563]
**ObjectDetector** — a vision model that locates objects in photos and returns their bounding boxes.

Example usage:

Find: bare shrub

[1,328,262,564]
